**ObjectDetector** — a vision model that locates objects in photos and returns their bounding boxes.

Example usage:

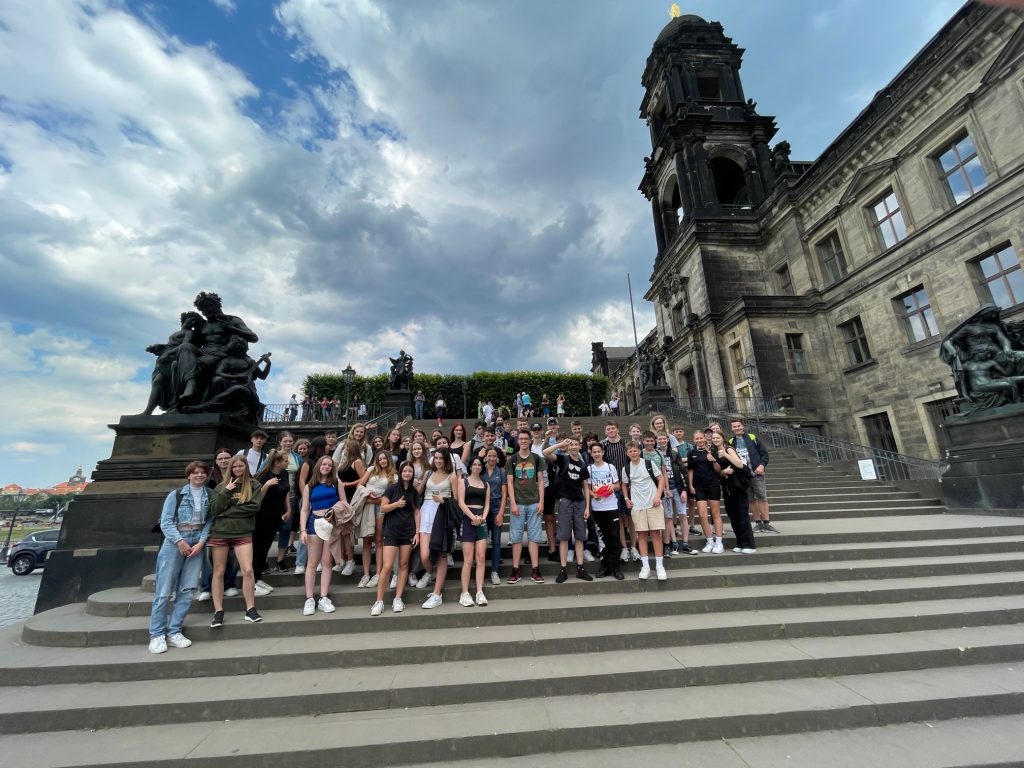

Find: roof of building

[656,14,708,43]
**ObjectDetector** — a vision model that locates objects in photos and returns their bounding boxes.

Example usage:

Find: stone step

[2,663,1022,767]
[399,714,1024,768]
[104,551,1024,616]
[770,505,945,520]
[3,623,1023,735]
[23,569,1024,647]
[8,592,1024,686]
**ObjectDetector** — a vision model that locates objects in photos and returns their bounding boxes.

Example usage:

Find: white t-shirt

[625,460,661,510]
[587,462,620,512]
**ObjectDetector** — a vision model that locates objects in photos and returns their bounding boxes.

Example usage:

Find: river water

[0,568,41,628]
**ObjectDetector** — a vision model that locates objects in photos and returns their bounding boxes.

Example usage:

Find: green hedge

[302,371,611,419]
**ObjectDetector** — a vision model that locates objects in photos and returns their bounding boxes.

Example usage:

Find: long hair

[309,456,338,489]
[220,456,255,504]
[449,422,467,443]
[386,428,402,455]
[256,449,288,481]
[209,446,233,486]
[367,449,397,485]
[431,448,454,476]
[408,440,430,477]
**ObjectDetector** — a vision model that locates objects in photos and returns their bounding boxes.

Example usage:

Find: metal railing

[261,403,384,424]
[657,403,943,482]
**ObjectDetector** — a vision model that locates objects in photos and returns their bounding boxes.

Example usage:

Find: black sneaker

[596,565,612,579]
[680,542,698,555]
[576,565,593,582]
[244,608,263,623]
[762,522,780,533]
[286,545,297,555]
[507,567,521,584]
[210,611,224,628]
[547,550,560,563]
[612,567,625,581]
[663,548,672,559]
[530,568,545,584]
[273,561,288,573]
[555,568,568,584]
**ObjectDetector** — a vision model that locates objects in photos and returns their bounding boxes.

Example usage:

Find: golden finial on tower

[669,3,682,18]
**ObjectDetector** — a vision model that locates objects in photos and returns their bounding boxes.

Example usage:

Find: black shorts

[382,536,414,547]
[693,484,721,502]
[543,492,557,518]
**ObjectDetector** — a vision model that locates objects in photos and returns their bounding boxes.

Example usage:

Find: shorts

[748,474,768,501]
[460,514,488,543]
[631,507,665,532]
[543,492,556,518]
[382,535,414,547]
[305,512,325,536]
[665,489,685,519]
[509,502,544,544]
[556,498,587,542]
[207,536,253,548]
[693,483,721,502]
[419,499,440,534]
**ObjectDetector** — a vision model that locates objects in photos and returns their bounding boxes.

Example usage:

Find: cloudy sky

[0,0,965,488]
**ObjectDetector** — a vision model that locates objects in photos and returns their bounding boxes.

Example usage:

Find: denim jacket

[159,484,213,544]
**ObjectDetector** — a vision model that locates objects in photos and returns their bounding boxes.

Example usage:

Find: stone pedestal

[35,414,254,613]
[637,385,675,413]
[939,406,1024,513]
[383,389,412,417]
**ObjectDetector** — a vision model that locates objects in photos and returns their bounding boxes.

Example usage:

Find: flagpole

[627,273,642,403]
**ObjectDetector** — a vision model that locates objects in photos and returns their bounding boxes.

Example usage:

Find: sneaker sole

[244,616,263,623]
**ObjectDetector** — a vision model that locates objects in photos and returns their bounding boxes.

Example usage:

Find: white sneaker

[224,587,240,597]
[196,591,212,602]
[631,547,641,562]
[447,554,455,567]
[583,550,595,562]
[656,564,668,581]
[303,598,315,616]
[701,540,714,553]
[332,563,344,573]
[318,596,336,613]
[740,548,757,555]
[422,593,443,609]
[256,580,274,593]
[459,592,474,607]
[294,566,305,575]
[167,632,192,648]
[408,573,418,587]
[367,574,379,588]
[254,583,272,597]
[712,540,724,555]
[341,561,355,576]
[733,547,743,553]
[490,571,501,586]
[392,597,405,612]
[638,564,651,580]
[389,574,398,590]
[370,600,384,616]
[620,549,629,562]
[357,574,370,588]
[567,551,574,564]
[415,573,433,589]
[316,564,322,573]
[148,636,167,654]
[475,591,488,606]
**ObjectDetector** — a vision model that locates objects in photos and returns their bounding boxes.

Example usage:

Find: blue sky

[0,0,966,488]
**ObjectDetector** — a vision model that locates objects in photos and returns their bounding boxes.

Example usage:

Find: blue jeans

[149,530,204,637]
[486,509,502,572]
[295,538,308,568]
[509,502,544,544]
[415,402,424,419]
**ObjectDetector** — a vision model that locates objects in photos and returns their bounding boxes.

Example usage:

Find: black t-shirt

[257,470,289,519]
[687,448,719,488]
[552,453,589,502]
[382,481,418,540]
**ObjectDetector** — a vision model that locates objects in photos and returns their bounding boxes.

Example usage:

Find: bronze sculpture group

[940,304,1024,414]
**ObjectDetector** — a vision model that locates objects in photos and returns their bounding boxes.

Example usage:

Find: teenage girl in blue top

[299,456,345,616]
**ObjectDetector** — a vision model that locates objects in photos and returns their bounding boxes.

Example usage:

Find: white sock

[641,556,650,568]
[655,556,664,568]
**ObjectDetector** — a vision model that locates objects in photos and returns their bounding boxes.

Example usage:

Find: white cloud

[210,0,236,14]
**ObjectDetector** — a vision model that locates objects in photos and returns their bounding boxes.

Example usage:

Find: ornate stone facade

[613,3,1024,459]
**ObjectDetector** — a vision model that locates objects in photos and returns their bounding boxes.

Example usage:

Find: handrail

[260,403,384,424]
[657,402,943,481]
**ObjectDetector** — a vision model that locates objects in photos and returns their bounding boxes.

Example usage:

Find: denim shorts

[509,502,544,544]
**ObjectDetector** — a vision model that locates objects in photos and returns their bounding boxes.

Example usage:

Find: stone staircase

[3,455,1024,766]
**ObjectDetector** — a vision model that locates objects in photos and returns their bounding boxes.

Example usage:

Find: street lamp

[586,378,593,416]
[461,378,469,419]
[342,363,355,426]
[741,360,759,426]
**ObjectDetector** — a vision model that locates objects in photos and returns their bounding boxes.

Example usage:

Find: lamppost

[342,363,355,427]
[461,378,469,419]
[586,378,593,416]
[741,360,760,428]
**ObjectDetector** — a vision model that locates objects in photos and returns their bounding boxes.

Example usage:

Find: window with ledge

[838,316,872,367]
[815,232,848,284]
[785,333,809,374]
[728,342,744,385]
[696,70,722,100]
[896,286,939,343]
[976,244,1024,310]
[671,296,690,334]
[870,191,906,250]
[937,133,987,204]
[774,263,794,295]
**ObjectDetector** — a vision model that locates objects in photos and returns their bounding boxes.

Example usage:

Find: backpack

[151,489,185,538]
[623,459,658,488]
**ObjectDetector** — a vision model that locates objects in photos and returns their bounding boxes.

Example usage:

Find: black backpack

[151,489,185,539]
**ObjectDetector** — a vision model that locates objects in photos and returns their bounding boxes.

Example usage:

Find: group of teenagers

[146,411,774,654]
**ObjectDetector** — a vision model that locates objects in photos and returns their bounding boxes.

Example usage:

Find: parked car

[6,529,60,576]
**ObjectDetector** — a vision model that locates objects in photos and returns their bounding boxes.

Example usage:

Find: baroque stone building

[600,2,1024,460]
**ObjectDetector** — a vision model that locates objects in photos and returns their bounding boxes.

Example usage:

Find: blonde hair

[221,456,256,504]
[367,449,397,485]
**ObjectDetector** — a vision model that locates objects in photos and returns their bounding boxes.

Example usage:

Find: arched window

[660,177,685,240]
[709,157,750,205]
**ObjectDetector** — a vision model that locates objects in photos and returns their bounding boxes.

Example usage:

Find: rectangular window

[838,316,872,367]
[774,263,794,295]
[729,342,744,384]
[696,71,721,100]
[815,232,848,284]
[937,133,987,204]
[671,300,689,334]
[897,286,939,343]
[871,191,906,250]
[977,244,1024,310]
[785,333,809,374]
[863,412,898,453]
